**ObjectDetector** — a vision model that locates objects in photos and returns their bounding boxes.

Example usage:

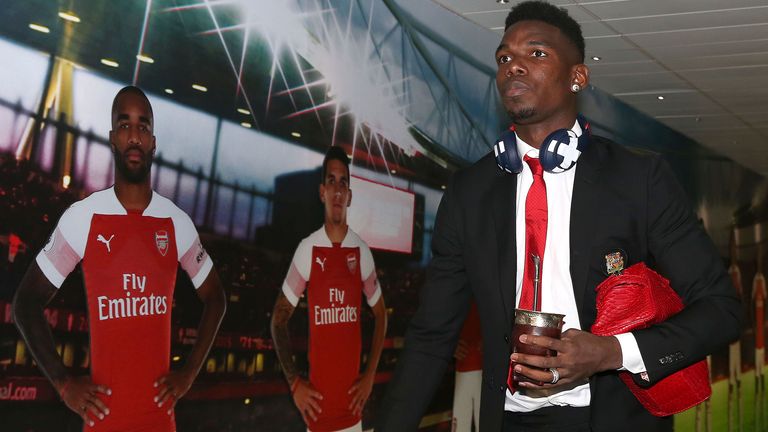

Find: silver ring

[549,367,560,384]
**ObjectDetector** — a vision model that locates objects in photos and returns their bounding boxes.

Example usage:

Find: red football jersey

[729,263,743,298]
[283,227,381,432]
[754,273,766,350]
[456,303,482,372]
[37,187,212,432]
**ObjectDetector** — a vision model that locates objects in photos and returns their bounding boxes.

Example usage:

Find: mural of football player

[728,227,743,432]
[695,354,713,432]
[452,302,482,432]
[753,223,766,432]
[270,147,387,432]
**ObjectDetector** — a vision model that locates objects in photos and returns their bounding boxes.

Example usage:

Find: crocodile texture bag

[591,262,711,416]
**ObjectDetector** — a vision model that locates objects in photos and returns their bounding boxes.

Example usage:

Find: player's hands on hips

[292,378,323,423]
[348,372,375,417]
[57,375,111,427]
[510,329,622,388]
[154,370,194,415]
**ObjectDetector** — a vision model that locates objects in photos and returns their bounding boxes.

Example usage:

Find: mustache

[501,80,530,92]
[123,145,146,157]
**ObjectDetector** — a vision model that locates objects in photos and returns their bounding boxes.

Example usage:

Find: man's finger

[167,387,182,415]
[93,384,112,396]
[155,384,171,405]
[520,334,563,351]
[511,352,556,369]
[157,392,172,408]
[348,393,361,410]
[356,397,366,415]
[308,389,324,400]
[305,404,319,422]
[85,400,104,420]
[348,382,359,394]
[90,396,111,417]
[154,376,167,388]
[513,363,555,384]
[80,410,95,428]
[306,396,322,414]
[158,388,176,407]
[455,347,468,360]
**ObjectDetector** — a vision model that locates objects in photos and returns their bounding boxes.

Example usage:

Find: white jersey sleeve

[359,241,382,307]
[36,203,91,288]
[281,239,312,307]
[173,209,213,289]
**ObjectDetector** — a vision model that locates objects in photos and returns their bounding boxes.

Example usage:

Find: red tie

[507,155,548,390]
[518,156,548,311]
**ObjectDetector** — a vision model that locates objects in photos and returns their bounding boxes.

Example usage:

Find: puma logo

[97,234,114,253]
[315,256,326,272]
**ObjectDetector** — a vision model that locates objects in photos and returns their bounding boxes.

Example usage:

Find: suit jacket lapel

[569,141,603,328]
[492,173,517,327]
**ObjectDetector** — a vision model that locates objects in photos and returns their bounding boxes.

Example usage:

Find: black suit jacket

[377,136,743,432]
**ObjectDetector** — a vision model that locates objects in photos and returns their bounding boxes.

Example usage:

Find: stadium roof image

[0,0,510,190]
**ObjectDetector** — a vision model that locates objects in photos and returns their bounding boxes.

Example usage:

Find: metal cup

[511,308,565,385]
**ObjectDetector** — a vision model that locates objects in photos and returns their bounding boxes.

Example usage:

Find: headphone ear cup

[539,128,568,173]
[539,128,580,173]
[494,129,523,174]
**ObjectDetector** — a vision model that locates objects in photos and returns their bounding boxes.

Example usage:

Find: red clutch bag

[590,262,711,416]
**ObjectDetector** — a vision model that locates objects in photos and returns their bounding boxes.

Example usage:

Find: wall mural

[0,1,765,431]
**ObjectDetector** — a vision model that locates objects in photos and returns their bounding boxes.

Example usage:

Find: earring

[571,83,581,93]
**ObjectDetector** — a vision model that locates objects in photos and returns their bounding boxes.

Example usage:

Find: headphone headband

[494,115,591,174]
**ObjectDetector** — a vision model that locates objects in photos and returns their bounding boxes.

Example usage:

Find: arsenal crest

[604,249,627,276]
[155,230,169,256]
[346,253,357,274]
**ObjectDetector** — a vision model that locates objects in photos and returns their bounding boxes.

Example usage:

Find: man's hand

[292,378,323,423]
[348,372,375,416]
[454,339,469,361]
[154,370,195,415]
[510,329,622,388]
[57,376,111,427]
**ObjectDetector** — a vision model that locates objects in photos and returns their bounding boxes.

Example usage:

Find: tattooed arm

[271,292,322,424]
[271,292,299,383]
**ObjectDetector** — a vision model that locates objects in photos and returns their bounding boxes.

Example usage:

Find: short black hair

[111,85,153,122]
[321,146,350,184]
[504,1,585,63]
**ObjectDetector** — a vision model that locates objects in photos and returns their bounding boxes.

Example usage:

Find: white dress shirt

[505,120,646,412]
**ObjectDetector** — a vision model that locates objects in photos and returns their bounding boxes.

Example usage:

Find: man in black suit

[377,2,742,431]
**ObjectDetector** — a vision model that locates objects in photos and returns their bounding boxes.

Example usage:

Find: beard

[507,106,536,124]
[113,146,153,184]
